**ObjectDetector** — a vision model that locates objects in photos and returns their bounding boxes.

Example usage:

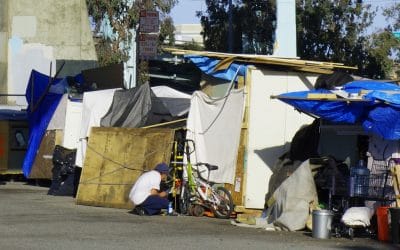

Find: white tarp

[47,94,68,130]
[47,94,83,149]
[151,86,191,117]
[185,89,245,184]
[75,88,118,167]
[265,160,318,231]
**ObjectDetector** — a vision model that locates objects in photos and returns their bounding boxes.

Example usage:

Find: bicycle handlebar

[169,161,219,171]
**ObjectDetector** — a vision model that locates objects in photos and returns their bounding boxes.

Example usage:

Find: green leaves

[199,0,276,54]
[86,0,178,67]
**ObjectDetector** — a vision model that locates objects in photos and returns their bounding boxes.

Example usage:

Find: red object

[377,206,390,241]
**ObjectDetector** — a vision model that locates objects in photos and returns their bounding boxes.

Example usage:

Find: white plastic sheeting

[75,89,118,167]
[265,160,318,231]
[185,89,245,184]
[151,86,191,117]
[47,94,68,130]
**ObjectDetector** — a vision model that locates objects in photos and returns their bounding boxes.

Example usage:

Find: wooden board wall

[224,73,249,206]
[76,127,174,209]
[29,130,63,179]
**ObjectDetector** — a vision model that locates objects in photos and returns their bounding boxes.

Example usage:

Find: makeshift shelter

[275,80,400,140]
[22,70,65,177]
[274,79,400,179]
[165,48,356,209]
[75,83,191,169]
[24,69,87,178]
[29,94,84,179]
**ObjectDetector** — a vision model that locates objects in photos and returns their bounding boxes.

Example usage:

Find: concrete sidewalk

[0,182,396,250]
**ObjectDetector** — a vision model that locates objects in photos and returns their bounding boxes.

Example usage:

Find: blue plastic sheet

[22,70,64,177]
[278,89,373,124]
[185,55,247,82]
[277,80,400,140]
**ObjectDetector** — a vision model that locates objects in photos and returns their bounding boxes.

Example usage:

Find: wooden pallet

[391,165,400,207]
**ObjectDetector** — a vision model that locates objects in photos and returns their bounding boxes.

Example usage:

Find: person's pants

[140,195,169,215]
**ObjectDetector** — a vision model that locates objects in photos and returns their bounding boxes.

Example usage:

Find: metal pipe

[228,0,233,53]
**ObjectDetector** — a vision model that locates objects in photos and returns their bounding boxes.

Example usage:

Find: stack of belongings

[48,145,79,196]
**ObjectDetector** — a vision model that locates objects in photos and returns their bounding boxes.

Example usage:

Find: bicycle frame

[180,140,226,208]
[174,139,233,218]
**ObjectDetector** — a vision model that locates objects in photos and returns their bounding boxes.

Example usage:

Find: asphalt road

[0,182,397,250]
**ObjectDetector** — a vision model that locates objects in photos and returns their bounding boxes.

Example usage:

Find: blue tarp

[277,80,400,140]
[185,55,247,82]
[22,70,64,177]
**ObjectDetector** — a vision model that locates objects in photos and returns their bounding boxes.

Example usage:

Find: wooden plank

[392,165,400,207]
[306,93,337,99]
[76,127,174,209]
[162,48,357,71]
[225,145,245,205]
[224,67,252,206]
[29,130,63,179]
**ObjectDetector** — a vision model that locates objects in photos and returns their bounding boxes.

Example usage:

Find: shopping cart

[334,160,395,239]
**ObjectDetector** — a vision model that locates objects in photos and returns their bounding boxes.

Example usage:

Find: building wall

[0,0,9,96]
[3,0,97,106]
[174,24,203,46]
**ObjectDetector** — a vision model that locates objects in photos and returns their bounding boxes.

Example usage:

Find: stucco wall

[3,0,97,105]
[8,0,96,60]
[0,0,9,97]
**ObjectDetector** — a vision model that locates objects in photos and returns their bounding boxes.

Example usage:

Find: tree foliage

[87,0,178,66]
[197,0,276,54]
[296,0,378,77]
[382,2,400,78]
[198,0,399,79]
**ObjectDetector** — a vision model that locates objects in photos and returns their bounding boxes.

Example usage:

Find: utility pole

[228,0,233,53]
[273,0,297,58]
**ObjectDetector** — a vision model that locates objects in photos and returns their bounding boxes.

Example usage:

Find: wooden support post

[391,165,400,207]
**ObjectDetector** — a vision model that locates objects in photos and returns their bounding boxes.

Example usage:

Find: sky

[170,0,203,24]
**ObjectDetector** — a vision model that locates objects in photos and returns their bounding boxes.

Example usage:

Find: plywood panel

[225,145,245,205]
[76,127,174,209]
[29,130,63,179]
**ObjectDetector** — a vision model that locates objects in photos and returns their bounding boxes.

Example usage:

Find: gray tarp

[100,83,152,128]
[100,83,191,128]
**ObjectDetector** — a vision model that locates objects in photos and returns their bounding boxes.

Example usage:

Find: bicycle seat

[196,163,219,171]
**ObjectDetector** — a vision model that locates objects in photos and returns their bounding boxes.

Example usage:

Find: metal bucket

[312,210,334,239]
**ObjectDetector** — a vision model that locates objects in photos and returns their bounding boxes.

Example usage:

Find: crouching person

[129,163,169,215]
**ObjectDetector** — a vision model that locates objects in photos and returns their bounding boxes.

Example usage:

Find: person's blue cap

[154,163,169,174]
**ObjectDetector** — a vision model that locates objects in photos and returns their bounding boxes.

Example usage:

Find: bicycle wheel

[179,184,190,215]
[212,187,234,219]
